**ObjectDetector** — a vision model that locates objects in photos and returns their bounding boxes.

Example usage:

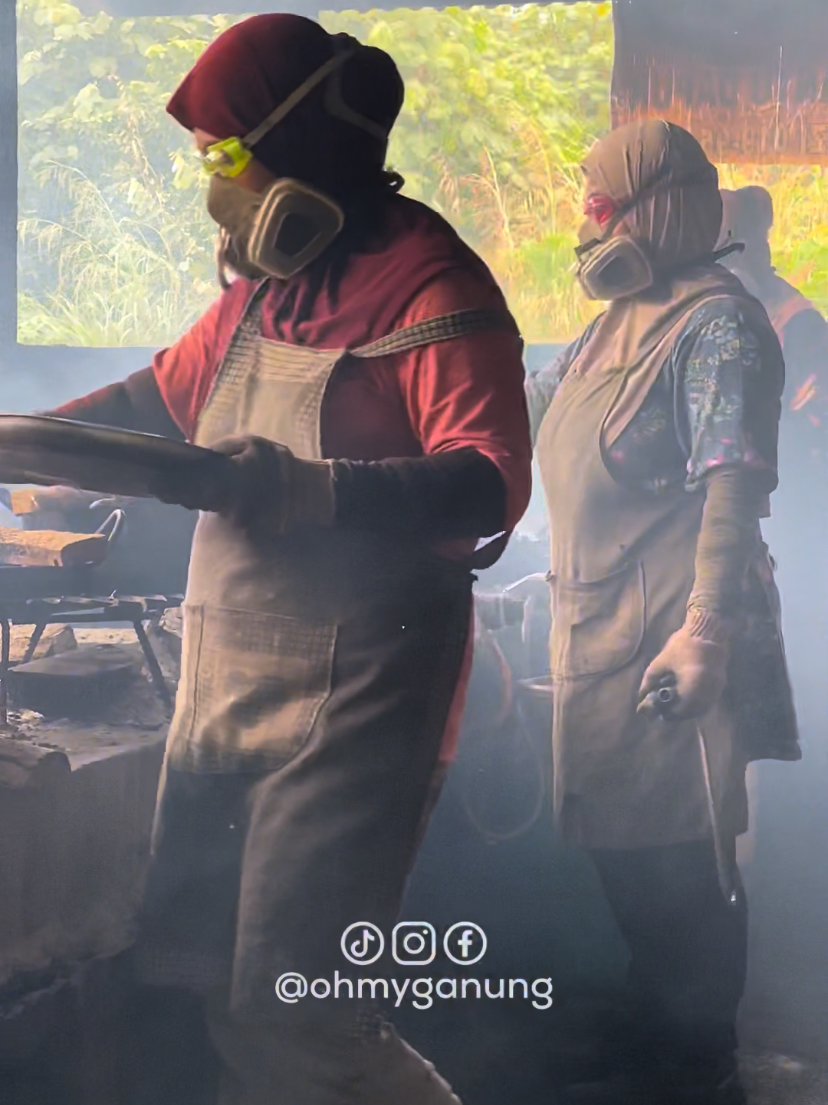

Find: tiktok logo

[341,922,385,965]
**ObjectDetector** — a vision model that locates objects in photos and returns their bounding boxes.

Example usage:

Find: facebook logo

[443,922,487,965]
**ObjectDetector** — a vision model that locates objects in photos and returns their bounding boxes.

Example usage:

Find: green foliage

[19,1,828,350]
[324,4,614,340]
[323,5,612,227]
[17,0,612,347]
[17,0,243,346]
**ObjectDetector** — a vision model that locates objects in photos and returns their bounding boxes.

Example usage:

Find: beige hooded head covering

[579,119,723,272]
[579,119,720,274]
[572,119,773,447]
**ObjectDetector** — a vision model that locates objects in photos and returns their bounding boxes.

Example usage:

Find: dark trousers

[590,840,747,1084]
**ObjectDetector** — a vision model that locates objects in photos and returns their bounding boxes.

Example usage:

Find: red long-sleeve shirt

[151,196,532,534]
[59,196,532,761]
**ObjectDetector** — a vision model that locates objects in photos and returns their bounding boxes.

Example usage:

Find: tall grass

[16,1,828,348]
[18,163,214,346]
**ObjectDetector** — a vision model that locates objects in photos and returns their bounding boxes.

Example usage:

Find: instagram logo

[392,922,437,965]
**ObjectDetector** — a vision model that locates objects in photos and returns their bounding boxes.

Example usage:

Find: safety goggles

[200,136,255,179]
[198,46,388,179]
[583,193,619,228]
[575,164,678,259]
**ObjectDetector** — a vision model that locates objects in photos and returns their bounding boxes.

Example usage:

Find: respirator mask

[209,176,345,286]
[204,40,388,286]
[575,195,658,302]
[576,229,655,302]
[574,163,738,302]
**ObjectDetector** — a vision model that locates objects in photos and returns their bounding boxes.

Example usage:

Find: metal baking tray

[0,415,230,499]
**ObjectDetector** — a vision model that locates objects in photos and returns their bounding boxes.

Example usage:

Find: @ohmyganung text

[275,921,554,1010]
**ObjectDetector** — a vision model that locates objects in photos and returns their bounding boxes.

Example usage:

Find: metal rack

[0,594,180,726]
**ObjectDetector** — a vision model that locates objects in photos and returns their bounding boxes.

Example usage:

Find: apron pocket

[550,562,645,678]
[169,604,336,767]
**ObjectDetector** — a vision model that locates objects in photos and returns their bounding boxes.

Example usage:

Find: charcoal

[7,646,139,720]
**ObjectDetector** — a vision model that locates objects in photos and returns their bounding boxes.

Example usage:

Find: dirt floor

[741,1052,828,1105]
[396,994,828,1105]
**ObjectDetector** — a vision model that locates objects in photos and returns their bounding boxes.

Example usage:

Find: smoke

[0,347,152,415]
[738,413,828,1060]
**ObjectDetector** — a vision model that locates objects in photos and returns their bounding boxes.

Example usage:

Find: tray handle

[95,509,126,547]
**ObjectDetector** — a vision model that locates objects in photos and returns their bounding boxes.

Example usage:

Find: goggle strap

[324,65,389,143]
[243,51,351,149]
[713,241,746,261]
[580,163,717,252]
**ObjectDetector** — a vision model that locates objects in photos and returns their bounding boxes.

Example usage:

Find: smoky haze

[1,0,828,1094]
[739,419,828,1059]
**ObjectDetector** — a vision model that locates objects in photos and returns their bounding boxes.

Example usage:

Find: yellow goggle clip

[200,136,254,179]
[198,47,388,181]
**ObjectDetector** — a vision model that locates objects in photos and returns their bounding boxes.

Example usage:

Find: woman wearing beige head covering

[527,120,799,1105]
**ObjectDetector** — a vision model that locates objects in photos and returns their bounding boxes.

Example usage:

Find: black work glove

[149,435,335,535]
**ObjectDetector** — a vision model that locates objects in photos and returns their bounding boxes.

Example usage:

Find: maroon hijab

[167,14,404,194]
[166,14,491,335]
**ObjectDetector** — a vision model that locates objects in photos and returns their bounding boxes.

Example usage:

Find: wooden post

[0,0,17,352]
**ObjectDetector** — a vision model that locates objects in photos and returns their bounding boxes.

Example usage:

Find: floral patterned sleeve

[672,300,783,491]
[525,316,603,445]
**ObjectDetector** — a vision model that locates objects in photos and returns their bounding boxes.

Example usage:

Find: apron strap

[352,308,519,572]
[352,309,519,571]
[239,292,518,362]
[231,281,274,348]
[351,308,520,359]
[229,293,518,570]
[233,295,519,363]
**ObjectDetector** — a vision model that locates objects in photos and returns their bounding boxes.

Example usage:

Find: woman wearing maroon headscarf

[49,13,531,1105]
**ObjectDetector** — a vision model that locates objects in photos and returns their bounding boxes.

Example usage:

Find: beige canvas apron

[536,341,749,851]
[138,284,519,1008]
[166,286,514,773]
